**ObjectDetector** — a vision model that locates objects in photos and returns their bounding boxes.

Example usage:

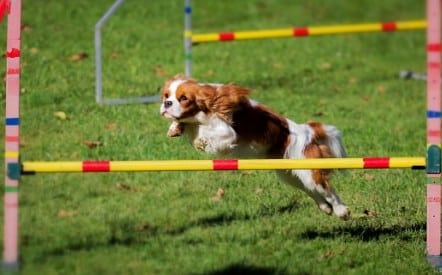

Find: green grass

[0,0,436,274]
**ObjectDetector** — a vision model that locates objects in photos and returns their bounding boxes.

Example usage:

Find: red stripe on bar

[82,161,110,172]
[7,68,19,75]
[219,32,235,41]
[293,27,309,36]
[6,48,20,58]
[213,159,238,170]
[5,135,19,142]
[428,43,441,52]
[428,61,441,69]
[5,203,18,208]
[381,22,397,31]
[428,130,441,137]
[363,157,390,168]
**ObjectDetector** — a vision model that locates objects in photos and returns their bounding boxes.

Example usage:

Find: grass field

[0,0,437,274]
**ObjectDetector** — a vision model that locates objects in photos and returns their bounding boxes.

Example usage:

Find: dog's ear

[195,85,216,113]
[211,84,251,123]
[216,84,251,105]
[193,83,252,124]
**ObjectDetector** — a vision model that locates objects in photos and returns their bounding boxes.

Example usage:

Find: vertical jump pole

[184,0,192,76]
[94,0,160,105]
[94,0,125,104]
[2,0,21,271]
[426,0,442,266]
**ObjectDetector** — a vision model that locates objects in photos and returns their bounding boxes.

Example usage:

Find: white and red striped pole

[2,0,21,271]
[426,0,442,265]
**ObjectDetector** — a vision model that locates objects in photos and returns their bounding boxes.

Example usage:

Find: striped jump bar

[20,157,425,173]
[191,20,426,43]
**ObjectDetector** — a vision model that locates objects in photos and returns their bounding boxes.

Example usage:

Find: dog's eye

[179,95,187,102]
[164,93,169,98]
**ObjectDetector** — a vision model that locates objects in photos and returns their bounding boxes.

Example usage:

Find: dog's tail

[323,124,346,158]
[308,122,346,158]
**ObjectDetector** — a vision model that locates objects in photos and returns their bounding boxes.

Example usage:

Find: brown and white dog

[160,75,350,219]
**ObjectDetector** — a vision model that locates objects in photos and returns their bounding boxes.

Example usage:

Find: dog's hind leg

[312,181,351,220]
[277,169,350,220]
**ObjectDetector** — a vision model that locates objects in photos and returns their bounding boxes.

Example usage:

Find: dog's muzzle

[163,100,173,109]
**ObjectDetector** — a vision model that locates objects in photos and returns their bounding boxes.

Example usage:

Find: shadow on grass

[147,199,300,237]
[200,263,288,275]
[40,200,425,259]
[299,221,425,242]
[38,200,300,257]
[183,200,299,232]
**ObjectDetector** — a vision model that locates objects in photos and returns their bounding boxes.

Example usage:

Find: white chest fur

[183,114,238,155]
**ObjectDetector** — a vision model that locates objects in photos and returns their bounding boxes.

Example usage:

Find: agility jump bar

[191,20,426,43]
[17,157,425,174]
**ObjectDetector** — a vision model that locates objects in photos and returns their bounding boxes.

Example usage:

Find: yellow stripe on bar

[22,161,83,173]
[389,157,426,168]
[110,160,213,172]
[192,33,219,43]
[234,29,293,40]
[238,158,366,170]
[396,20,427,29]
[309,23,382,35]
[5,151,19,158]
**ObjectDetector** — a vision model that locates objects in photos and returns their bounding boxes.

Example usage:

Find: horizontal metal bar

[192,20,426,43]
[20,157,426,174]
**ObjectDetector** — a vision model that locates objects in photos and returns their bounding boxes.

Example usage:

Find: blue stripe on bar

[5,117,19,126]
[427,111,442,118]
[185,6,192,14]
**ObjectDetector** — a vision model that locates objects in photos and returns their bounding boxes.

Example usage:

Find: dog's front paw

[167,127,183,137]
[167,122,184,137]
[194,138,208,151]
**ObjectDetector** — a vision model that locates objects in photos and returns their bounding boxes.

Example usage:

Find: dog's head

[160,75,251,124]
[160,75,210,122]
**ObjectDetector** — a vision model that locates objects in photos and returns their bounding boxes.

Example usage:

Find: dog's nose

[164,101,173,109]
